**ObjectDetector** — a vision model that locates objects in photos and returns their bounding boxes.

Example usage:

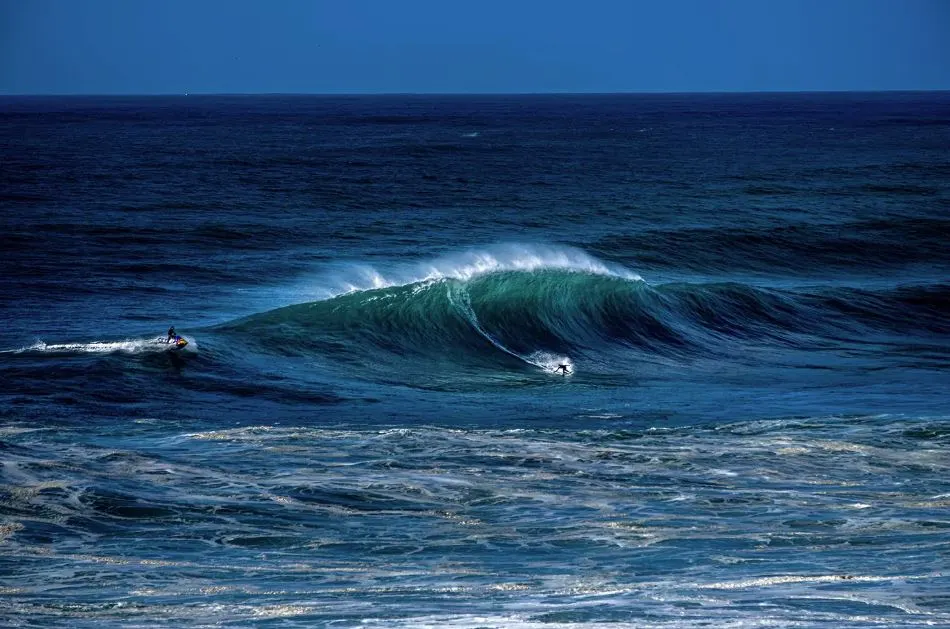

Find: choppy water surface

[2,93,949,627]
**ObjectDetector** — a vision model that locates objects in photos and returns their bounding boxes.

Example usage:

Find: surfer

[166,326,176,343]
[554,363,571,375]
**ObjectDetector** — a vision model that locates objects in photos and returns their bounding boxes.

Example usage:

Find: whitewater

[2,92,949,628]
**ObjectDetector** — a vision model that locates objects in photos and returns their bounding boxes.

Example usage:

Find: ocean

[1,92,949,627]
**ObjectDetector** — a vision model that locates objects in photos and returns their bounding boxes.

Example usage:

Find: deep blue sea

[2,92,949,627]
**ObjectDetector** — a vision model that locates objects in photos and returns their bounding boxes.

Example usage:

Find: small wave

[594,218,950,274]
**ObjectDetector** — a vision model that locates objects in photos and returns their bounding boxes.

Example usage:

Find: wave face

[217,245,639,379]
[215,246,950,385]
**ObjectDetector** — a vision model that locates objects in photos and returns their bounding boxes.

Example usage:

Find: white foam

[9,336,194,355]
[527,351,574,375]
[305,243,641,301]
[697,574,907,590]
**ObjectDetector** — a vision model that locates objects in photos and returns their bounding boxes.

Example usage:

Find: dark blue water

[2,93,949,627]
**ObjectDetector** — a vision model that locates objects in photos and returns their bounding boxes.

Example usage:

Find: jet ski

[157,335,189,351]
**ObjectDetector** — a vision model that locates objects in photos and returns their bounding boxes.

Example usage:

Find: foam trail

[448,286,575,375]
[4,336,195,355]
[307,243,641,301]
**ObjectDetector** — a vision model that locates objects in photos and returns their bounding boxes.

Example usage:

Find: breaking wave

[215,246,949,381]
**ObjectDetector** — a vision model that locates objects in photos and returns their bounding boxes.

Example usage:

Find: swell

[595,218,950,274]
[215,268,950,379]
[10,249,944,388]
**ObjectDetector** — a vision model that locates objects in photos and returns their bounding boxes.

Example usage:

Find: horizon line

[2,88,949,98]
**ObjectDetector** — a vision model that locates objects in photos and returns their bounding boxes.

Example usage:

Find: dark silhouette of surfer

[166,326,176,343]
[554,363,571,375]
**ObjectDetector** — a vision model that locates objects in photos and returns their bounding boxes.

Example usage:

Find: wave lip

[314,243,641,300]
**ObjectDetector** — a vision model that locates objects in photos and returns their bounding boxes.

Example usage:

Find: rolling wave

[9,244,946,385]
[216,246,950,379]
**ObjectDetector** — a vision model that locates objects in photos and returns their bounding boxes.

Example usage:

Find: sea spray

[299,243,641,302]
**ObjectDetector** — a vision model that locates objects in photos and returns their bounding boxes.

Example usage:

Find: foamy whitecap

[311,243,640,300]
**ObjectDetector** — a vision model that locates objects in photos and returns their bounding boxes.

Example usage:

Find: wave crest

[214,248,949,383]
[306,243,640,300]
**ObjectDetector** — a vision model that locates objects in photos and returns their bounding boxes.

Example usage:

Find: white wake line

[4,337,192,355]
[447,286,573,375]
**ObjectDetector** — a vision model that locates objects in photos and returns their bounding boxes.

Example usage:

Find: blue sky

[1,0,948,94]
